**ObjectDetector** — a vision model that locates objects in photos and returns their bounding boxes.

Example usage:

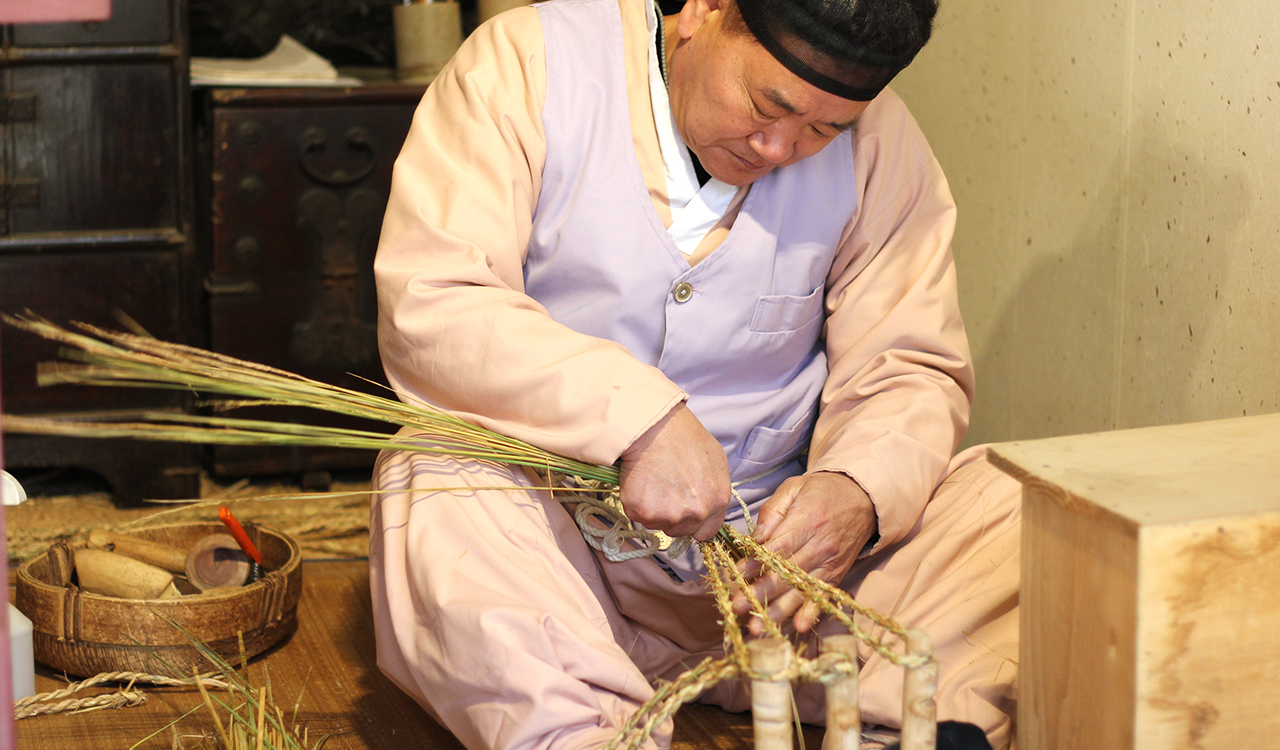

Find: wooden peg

[74,549,183,600]
[901,629,938,750]
[748,637,794,750]
[87,530,188,574]
[821,634,861,750]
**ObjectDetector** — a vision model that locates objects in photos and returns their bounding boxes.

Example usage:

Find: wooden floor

[14,559,825,749]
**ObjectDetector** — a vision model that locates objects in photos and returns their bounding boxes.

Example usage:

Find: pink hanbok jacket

[374,0,974,558]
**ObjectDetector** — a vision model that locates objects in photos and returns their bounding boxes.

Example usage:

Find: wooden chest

[0,0,202,504]
[197,83,425,479]
[990,414,1280,750]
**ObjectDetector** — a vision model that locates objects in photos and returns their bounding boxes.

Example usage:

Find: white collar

[645,0,737,257]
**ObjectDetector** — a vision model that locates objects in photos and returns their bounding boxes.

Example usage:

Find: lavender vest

[529,0,858,522]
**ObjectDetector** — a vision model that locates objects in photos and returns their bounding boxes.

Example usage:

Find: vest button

[672,281,694,303]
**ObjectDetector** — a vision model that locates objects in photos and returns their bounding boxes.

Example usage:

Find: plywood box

[989,413,1280,750]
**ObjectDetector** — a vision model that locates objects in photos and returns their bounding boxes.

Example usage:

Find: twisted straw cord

[729,531,930,669]
[14,689,146,719]
[602,649,861,749]
[604,525,936,749]
[701,540,749,659]
[14,670,228,709]
[703,537,785,641]
[13,671,230,720]
[702,541,874,682]
[606,657,741,750]
[572,495,689,562]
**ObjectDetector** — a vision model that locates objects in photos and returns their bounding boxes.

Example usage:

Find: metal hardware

[673,281,694,303]
[297,126,376,187]
[236,120,263,146]
[1,93,37,123]
[2,179,42,207]
[289,187,380,367]
[237,175,266,201]
[204,275,260,297]
[233,236,262,266]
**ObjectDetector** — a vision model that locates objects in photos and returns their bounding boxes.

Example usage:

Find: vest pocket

[750,286,824,334]
[735,404,816,476]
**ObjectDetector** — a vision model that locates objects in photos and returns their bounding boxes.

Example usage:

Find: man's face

[667,0,872,187]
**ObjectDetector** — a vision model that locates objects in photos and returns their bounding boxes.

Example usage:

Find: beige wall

[892,0,1280,447]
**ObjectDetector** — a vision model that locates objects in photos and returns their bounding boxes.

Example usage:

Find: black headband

[735,0,920,101]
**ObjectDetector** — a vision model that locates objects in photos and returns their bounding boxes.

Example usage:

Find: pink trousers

[369,443,1020,750]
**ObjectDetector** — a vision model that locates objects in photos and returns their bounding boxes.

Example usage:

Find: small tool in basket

[87,529,249,591]
[218,506,265,583]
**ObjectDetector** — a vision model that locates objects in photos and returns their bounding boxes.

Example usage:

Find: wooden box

[989,414,1280,750]
[196,83,424,479]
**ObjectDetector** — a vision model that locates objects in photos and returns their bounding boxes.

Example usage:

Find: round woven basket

[15,522,302,678]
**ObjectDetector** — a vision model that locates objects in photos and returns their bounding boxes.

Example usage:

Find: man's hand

[618,403,730,541]
[733,471,877,634]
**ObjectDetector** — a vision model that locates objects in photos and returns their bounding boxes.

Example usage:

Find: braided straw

[13,671,228,721]
[604,527,932,749]
[15,689,147,719]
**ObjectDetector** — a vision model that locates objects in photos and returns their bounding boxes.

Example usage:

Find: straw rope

[571,492,692,562]
[14,689,147,719]
[13,671,229,720]
[558,479,753,563]
[605,532,929,750]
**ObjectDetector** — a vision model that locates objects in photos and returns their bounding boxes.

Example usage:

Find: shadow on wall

[967,121,1250,446]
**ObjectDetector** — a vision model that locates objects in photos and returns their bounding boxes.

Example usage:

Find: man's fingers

[736,555,763,580]
[732,568,779,615]
[746,588,808,636]
[731,564,796,612]
[792,599,823,633]
[729,473,875,631]
[658,510,723,539]
[730,521,810,614]
[739,577,830,634]
[752,479,801,541]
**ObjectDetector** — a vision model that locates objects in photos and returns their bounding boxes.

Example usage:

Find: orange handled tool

[219,506,264,582]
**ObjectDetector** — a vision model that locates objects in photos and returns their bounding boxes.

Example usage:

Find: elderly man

[370,0,1021,747]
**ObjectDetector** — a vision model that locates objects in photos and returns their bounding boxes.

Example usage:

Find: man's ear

[676,0,724,40]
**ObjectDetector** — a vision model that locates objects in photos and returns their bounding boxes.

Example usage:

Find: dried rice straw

[1,313,619,486]
[1,314,934,748]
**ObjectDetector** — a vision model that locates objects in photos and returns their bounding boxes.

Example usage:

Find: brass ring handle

[297,126,376,187]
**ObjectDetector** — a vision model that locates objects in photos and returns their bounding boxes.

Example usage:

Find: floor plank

[15,559,823,749]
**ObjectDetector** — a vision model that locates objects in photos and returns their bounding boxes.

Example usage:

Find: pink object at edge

[0,0,111,24]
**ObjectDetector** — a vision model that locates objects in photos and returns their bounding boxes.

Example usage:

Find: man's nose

[746,124,796,164]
